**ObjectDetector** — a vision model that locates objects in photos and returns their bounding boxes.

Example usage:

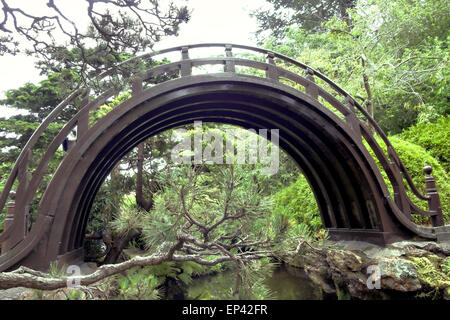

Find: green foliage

[48,261,68,279]
[89,92,132,125]
[186,259,277,300]
[0,71,78,119]
[410,256,450,289]
[70,289,85,300]
[399,116,450,172]
[251,0,356,42]
[110,261,227,300]
[272,174,322,237]
[140,161,275,249]
[114,266,161,300]
[109,206,144,237]
[364,135,450,224]
[442,258,450,275]
[236,258,277,300]
[265,0,450,134]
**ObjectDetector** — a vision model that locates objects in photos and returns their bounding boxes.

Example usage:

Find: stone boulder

[284,239,449,299]
[377,258,421,291]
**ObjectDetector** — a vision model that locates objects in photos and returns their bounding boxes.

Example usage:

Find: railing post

[224,44,235,73]
[423,166,444,227]
[305,68,319,100]
[345,96,362,142]
[180,46,191,77]
[1,191,16,254]
[132,77,143,96]
[265,52,278,80]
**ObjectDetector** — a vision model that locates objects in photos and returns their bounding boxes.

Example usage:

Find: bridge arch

[0,44,446,271]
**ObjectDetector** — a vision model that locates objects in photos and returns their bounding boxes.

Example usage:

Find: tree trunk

[0,241,184,290]
[101,228,141,265]
[136,143,153,212]
[361,57,374,134]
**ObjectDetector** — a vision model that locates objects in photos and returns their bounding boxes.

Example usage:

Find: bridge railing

[0,43,444,251]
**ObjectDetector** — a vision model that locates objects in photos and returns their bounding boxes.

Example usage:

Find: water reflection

[186,264,323,300]
[265,265,322,300]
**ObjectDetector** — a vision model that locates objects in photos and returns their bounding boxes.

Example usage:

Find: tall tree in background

[263,0,449,133]
[251,0,356,43]
[0,0,190,82]
[0,1,191,227]
[0,0,190,166]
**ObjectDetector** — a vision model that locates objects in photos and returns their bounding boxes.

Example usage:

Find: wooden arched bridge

[0,43,448,271]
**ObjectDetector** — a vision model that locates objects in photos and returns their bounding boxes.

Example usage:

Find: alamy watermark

[366,265,381,289]
[66,265,81,289]
[170,121,280,175]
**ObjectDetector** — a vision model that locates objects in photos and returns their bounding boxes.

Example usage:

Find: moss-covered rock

[283,240,449,300]
[378,258,421,292]
[326,250,363,272]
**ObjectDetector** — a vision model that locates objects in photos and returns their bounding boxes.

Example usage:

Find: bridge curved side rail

[0,43,444,250]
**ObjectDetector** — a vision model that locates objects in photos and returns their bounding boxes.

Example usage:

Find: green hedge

[399,116,450,172]
[365,136,449,224]
[272,174,321,235]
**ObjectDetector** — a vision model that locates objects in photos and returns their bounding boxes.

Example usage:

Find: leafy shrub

[399,116,450,172]
[110,261,225,300]
[0,212,4,233]
[364,135,449,224]
[271,175,322,235]
[409,256,450,289]
[115,266,161,300]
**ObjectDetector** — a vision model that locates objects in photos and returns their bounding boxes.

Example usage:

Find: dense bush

[399,116,450,172]
[365,136,450,224]
[271,174,321,236]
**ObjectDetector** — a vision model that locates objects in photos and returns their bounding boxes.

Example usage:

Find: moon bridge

[0,43,448,271]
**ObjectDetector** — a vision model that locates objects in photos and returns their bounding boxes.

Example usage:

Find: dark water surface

[185,264,323,300]
[264,265,323,300]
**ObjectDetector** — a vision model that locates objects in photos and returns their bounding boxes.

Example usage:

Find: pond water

[184,264,324,300]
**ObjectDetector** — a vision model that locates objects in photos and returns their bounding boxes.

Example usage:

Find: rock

[422,242,450,257]
[390,240,433,250]
[327,249,363,272]
[402,248,431,257]
[287,241,327,268]
[306,269,336,294]
[390,240,450,257]
[284,239,450,299]
[365,247,405,260]
[0,287,30,300]
[332,240,380,252]
[378,258,421,292]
